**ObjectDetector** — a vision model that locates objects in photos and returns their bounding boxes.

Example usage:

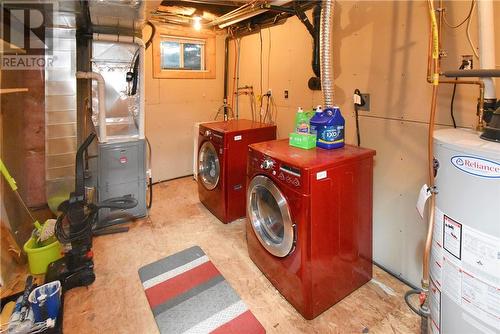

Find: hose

[320,0,334,108]
[55,210,94,244]
[405,289,429,318]
[93,197,138,210]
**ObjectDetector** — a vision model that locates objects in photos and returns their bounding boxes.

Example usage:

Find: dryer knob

[205,130,212,136]
[262,159,274,170]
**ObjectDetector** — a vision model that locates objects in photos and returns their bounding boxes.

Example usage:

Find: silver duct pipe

[76,71,107,142]
[477,0,496,101]
[320,0,334,108]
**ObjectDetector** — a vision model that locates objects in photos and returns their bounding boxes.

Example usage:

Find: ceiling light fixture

[193,16,202,31]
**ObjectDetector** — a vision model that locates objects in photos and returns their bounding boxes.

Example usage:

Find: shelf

[0,88,28,95]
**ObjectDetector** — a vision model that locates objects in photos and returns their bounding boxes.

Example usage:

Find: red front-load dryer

[198,120,276,223]
[246,139,376,319]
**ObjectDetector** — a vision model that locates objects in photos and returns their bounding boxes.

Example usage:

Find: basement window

[160,37,205,71]
[153,28,216,79]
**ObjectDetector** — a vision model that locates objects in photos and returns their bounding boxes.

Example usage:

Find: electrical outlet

[462,55,473,69]
[284,90,289,99]
[358,94,370,111]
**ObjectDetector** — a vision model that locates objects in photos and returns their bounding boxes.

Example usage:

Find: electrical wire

[144,21,156,49]
[146,137,153,209]
[259,29,263,99]
[353,89,367,146]
[235,38,241,119]
[450,81,458,128]
[443,0,474,29]
[465,0,479,59]
[128,21,156,96]
[354,89,362,146]
[267,28,271,90]
[449,61,468,128]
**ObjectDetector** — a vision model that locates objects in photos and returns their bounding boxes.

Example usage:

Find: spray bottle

[295,107,310,133]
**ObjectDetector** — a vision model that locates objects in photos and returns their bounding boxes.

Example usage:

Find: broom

[0,159,56,246]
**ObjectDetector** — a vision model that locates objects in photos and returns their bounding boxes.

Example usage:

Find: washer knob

[205,130,212,136]
[262,159,274,170]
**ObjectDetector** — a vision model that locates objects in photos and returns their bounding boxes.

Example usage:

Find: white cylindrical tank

[430,128,500,334]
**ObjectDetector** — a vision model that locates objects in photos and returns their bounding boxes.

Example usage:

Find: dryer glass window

[248,175,294,257]
[199,141,220,190]
[254,186,284,242]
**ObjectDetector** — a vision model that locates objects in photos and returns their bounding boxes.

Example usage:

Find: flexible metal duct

[320,0,334,107]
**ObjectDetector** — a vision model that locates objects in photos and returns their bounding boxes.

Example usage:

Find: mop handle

[0,159,18,191]
[0,159,38,224]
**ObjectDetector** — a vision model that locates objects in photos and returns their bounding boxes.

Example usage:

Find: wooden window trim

[153,26,216,79]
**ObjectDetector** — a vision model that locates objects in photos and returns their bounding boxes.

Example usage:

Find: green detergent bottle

[295,107,310,133]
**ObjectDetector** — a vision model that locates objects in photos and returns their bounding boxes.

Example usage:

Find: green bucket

[23,237,63,274]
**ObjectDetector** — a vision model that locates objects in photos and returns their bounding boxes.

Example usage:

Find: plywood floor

[62,177,420,333]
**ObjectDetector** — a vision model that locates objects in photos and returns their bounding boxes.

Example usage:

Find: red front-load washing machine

[246,139,376,319]
[198,120,276,223]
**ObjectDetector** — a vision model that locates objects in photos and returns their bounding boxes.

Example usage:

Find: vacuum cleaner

[45,133,138,291]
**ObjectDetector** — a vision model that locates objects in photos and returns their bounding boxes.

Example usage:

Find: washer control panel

[261,159,275,170]
[255,154,302,189]
[199,126,223,145]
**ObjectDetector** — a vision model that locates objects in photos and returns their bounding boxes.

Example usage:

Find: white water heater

[430,128,500,334]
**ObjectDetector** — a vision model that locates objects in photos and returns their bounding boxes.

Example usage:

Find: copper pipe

[426,0,484,129]
[422,0,440,294]
[422,57,439,289]
[426,21,433,83]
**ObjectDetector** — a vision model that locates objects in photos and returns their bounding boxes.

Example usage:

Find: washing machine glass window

[248,175,294,257]
[199,141,220,190]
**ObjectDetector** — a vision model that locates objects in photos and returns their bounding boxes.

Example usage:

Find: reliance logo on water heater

[451,156,500,178]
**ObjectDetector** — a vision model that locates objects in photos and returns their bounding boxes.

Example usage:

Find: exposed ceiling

[3,0,312,38]
[148,0,312,33]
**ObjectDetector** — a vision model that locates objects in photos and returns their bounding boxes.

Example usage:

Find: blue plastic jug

[309,106,326,135]
[316,106,345,149]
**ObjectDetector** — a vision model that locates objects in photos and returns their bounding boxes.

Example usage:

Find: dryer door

[247,175,294,257]
[198,141,220,190]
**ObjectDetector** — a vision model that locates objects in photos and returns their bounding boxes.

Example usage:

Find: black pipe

[443,69,500,78]
[311,3,321,78]
[293,2,315,36]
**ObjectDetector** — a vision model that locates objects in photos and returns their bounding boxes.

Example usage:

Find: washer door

[198,141,220,190]
[247,175,295,257]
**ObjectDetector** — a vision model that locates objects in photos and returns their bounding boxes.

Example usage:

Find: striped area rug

[138,246,266,334]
